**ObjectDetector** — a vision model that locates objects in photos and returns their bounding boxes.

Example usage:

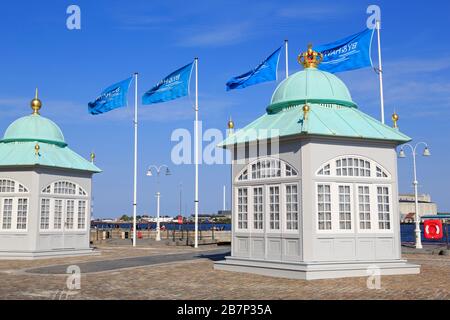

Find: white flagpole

[132,72,138,247]
[285,40,289,79]
[194,58,199,249]
[376,20,385,124]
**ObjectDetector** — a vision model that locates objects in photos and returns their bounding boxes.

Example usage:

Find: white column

[194,58,199,248]
[132,72,138,246]
[412,151,422,249]
[376,20,385,124]
[156,192,161,241]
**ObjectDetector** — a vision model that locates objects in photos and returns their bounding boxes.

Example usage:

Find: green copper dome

[1,114,66,147]
[268,68,356,113]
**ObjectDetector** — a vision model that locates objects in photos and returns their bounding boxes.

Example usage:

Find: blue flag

[142,62,194,105]
[315,28,374,73]
[226,46,282,91]
[88,77,133,115]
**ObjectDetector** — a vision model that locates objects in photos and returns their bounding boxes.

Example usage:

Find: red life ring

[424,220,443,240]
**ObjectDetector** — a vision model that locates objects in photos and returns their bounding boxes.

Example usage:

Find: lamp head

[165,168,171,176]
[146,169,153,177]
[423,147,431,157]
[398,149,406,158]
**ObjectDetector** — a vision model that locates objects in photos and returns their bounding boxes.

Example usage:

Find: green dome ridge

[1,114,67,147]
[268,68,356,113]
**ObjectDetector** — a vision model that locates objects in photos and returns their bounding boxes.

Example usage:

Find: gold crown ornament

[298,44,323,69]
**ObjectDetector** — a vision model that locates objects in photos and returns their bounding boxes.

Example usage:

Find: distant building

[399,194,437,221]
[217,210,232,218]
[140,216,173,223]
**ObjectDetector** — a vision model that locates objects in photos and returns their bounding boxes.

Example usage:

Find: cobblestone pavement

[0,244,449,300]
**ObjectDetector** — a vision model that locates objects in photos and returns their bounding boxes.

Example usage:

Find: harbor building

[0,91,101,259]
[214,46,420,280]
[399,194,437,221]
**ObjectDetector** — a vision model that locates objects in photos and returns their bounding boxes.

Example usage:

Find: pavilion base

[0,247,99,260]
[214,256,420,280]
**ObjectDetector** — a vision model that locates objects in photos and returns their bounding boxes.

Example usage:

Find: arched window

[41,181,88,196]
[315,156,393,234]
[0,179,29,231]
[0,179,29,193]
[236,158,298,182]
[316,156,390,179]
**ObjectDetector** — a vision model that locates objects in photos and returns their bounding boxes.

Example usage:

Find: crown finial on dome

[31,88,42,115]
[297,43,323,69]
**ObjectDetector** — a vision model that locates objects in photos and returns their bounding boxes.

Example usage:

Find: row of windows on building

[0,179,88,232]
[316,183,391,231]
[236,183,392,233]
[236,156,390,182]
[237,184,299,231]
[317,156,390,178]
[40,198,87,230]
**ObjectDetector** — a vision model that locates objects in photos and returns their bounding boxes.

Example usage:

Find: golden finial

[227,117,234,130]
[302,104,310,120]
[31,88,42,115]
[392,112,399,128]
[90,151,96,163]
[297,43,323,69]
[34,143,40,156]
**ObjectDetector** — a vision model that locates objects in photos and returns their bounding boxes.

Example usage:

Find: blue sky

[0,0,449,217]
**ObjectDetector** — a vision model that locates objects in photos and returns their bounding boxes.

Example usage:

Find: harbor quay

[0,242,449,300]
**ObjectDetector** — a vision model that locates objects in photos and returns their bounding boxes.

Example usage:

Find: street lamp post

[398,142,431,249]
[146,165,171,241]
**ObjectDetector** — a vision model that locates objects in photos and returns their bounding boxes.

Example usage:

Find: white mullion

[49,199,54,230]
[11,198,18,232]
[370,185,379,232]
[280,183,286,234]
[248,188,253,232]
[75,199,79,230]
[0,198,3,229]
[331,184,338,231]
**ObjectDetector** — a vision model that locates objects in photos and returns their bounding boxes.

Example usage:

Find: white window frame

[284,183,299,233]
[0,197,29,232]
[40,198,51,230]
[53,199,63,230]
[336,183,354,232]
[252,186,264,232]
[355,184,374,233]
[235,187,249,231]
[16,198,28,230]
[316,183,332,232]
[77,200,87,230]
[266,184,281,233]
[376,184,393,232]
